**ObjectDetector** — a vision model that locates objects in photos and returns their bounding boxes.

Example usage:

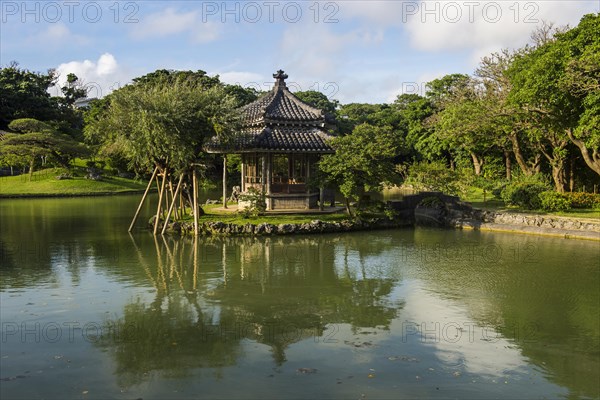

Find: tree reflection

[95,233,403,384]
[408,229,600,399]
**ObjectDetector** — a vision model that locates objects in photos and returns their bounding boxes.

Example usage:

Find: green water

[0,195,599,399]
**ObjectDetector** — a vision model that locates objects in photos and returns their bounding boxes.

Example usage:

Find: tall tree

[84,73,239,174]
[507,28,579,191]
[295,90,339,115]
[0,62,60,128]
[60,73,88,107]
[559,14,600,176]
[0,118,89,180]
[319,123,404,214]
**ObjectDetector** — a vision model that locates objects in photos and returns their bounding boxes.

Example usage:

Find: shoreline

[156,209,600,241]
[2,191,598,241]
[446,208,600,241]
[0,190,146,199]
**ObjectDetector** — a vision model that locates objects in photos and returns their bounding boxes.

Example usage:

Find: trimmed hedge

[539,191,572,212]
[565,192,600,209]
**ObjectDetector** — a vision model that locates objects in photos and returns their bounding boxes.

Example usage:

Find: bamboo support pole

[153,167,168,235]
[128,166,158,232]
[161,173,185,235]
[167,179,175,216]
[162,175,171,219]
[179,189,185,219]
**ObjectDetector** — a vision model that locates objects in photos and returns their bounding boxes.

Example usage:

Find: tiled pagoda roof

[206,70,334,154]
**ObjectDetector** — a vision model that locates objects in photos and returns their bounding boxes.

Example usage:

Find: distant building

[206,70,335,210]
[73,97,95,109]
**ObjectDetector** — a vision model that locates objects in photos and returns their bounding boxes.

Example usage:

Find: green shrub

[565,192,600,209]
[238,187,266,218]
[501,182,549,209]
[539,191,572,212]
[492,180,509,198]
[405,161,464,196]
[8,118,52,133]
[500,174,551,209]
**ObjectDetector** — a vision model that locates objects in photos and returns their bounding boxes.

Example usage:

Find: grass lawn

[0,168,148,197]
[183,204,351,226]
[462,187,600,219]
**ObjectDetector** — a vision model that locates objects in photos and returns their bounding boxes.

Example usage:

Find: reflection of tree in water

[96,233,403,383]
[409,229,600,399]
[96,235,243,387]
[212,235,402,363]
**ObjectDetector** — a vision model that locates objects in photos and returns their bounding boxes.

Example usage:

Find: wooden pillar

[266,153,272,195]
[161,173,185,235]
[319,187,324,211]
[153,167,168,235]
[241,157,246,192]
[265,153,272,211]
[287,155,292,194]
[261,153,267,194]
[128,166,158,232]
[222,154,228,209]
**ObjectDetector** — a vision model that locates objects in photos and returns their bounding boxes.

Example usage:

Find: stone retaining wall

[160,218,412,236]
[445,209,600,241]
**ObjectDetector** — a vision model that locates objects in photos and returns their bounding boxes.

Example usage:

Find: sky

[1,0,599,104]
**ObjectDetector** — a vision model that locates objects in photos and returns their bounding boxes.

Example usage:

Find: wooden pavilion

[206,70,335,210]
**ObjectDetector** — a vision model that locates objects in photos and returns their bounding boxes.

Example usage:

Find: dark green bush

[501,181,549,209]
[565,192,600,209]
[492,180,508,198]
[539,191,572,212]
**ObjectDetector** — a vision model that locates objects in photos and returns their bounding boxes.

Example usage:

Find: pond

[0,195,598,399]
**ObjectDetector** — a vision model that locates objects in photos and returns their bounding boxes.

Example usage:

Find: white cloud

[131,7,221,43]
[28,23,89,47]
[395,283,530,378]
[340,0,411,26]
[277,22,384,83]
[52,53,133,98]
[404,1,599,62]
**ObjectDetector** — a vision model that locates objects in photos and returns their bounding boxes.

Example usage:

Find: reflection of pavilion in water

[96,235,401,385]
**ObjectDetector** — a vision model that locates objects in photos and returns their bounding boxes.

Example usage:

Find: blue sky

[1,0,598,103]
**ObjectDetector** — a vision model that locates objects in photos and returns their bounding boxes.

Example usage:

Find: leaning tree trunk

[542,134,569,193]
[504,150,512,180]
[28,158,35,181]
[569,157,575,192]
[566,128,600,176]
[551,163,567,193]
[344,197,353,217]
[470,152,484,176]
[510,132,539,176]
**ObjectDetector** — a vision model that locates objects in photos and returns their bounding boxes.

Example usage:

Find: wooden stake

[179,189,184,219]
[161,173,185,235]
[193,168,199,235]
[167,178,175,216]
[154,167,168,235]
[128,166,158,232]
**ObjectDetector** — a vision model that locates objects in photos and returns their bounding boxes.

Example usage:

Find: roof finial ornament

[273,69,288,88]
